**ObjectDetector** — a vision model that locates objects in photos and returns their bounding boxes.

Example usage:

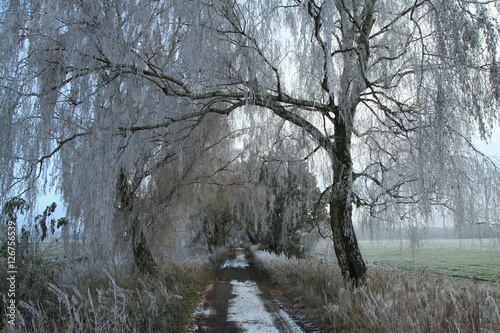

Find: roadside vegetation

[0,247,227,333]
[253,249,500,333]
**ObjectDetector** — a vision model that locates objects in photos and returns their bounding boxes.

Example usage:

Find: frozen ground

[189,248,305,333]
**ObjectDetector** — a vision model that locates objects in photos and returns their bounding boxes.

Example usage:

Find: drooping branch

[37,132,93,165]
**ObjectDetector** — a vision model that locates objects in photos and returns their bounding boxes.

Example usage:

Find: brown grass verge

[253,249,500,333]
[0,248,228,332]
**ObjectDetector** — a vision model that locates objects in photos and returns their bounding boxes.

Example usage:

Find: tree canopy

[1,0,499,280]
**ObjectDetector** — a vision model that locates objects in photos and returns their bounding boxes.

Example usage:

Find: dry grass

[253,249,500,333]
[0,249,227,333]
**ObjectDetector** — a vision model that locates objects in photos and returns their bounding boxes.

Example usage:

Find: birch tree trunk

[325,0,375,281]
[330,119,366,281]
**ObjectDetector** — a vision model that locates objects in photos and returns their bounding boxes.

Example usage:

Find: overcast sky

[475,126,500,160]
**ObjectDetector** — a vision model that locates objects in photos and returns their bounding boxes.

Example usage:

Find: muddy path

[188,248,323,333]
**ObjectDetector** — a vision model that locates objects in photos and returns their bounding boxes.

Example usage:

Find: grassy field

[316,238,500,282]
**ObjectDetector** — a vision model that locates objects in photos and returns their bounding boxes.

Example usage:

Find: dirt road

[188,248,307,333]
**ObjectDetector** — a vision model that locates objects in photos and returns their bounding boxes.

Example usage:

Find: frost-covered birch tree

[1,0,500,281]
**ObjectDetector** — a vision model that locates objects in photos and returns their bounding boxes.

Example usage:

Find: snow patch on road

[191,250,305,332]
[221,253,249,269]
[228,280,280,333]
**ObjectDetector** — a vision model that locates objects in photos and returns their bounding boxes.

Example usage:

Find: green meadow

[358,238,500,282]
[315,238,500,282]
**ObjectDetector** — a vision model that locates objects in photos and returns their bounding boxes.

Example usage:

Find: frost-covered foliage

[0,254,221,332]
[0,1,240,266]
[256,152,326,257]
[1,0,500,278]
[253,250,500,333]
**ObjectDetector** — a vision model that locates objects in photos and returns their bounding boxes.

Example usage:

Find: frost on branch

[0,0,499,278]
